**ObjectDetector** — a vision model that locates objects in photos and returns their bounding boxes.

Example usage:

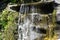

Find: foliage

[1,0,21,3]
[1,0,41,4]
[0,33,2,40]
[0,9,18,40]
[10,0,16,3]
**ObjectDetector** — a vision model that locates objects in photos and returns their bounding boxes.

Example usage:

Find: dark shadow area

[0,25,2,30]
[10,6,20,12]
[32,27,46,34]
[37,1,59,14]
[23,0,41,3]
[10,1,59,13]
[36,28,46,34]
[0,1,10,12]
[33,0,41,2]
[56,21,60,25]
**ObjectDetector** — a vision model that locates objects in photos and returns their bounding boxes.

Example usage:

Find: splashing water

[18,4,43,40]
[18,4,31,40]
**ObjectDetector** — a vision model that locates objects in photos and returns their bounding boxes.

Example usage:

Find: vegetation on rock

[0,9,18,40]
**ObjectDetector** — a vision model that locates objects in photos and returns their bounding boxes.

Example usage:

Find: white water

[18,4,45,40]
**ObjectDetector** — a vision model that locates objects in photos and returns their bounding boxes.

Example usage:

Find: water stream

[18,4,47,40]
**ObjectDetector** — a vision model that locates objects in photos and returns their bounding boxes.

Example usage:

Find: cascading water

[17,0,60,40]
[18,3,46,40]
[18,4,31,40]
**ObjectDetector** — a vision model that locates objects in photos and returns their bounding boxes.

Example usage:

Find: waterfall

[18,4,31,40]
[18,4,24,40]
[18,4,43,40]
